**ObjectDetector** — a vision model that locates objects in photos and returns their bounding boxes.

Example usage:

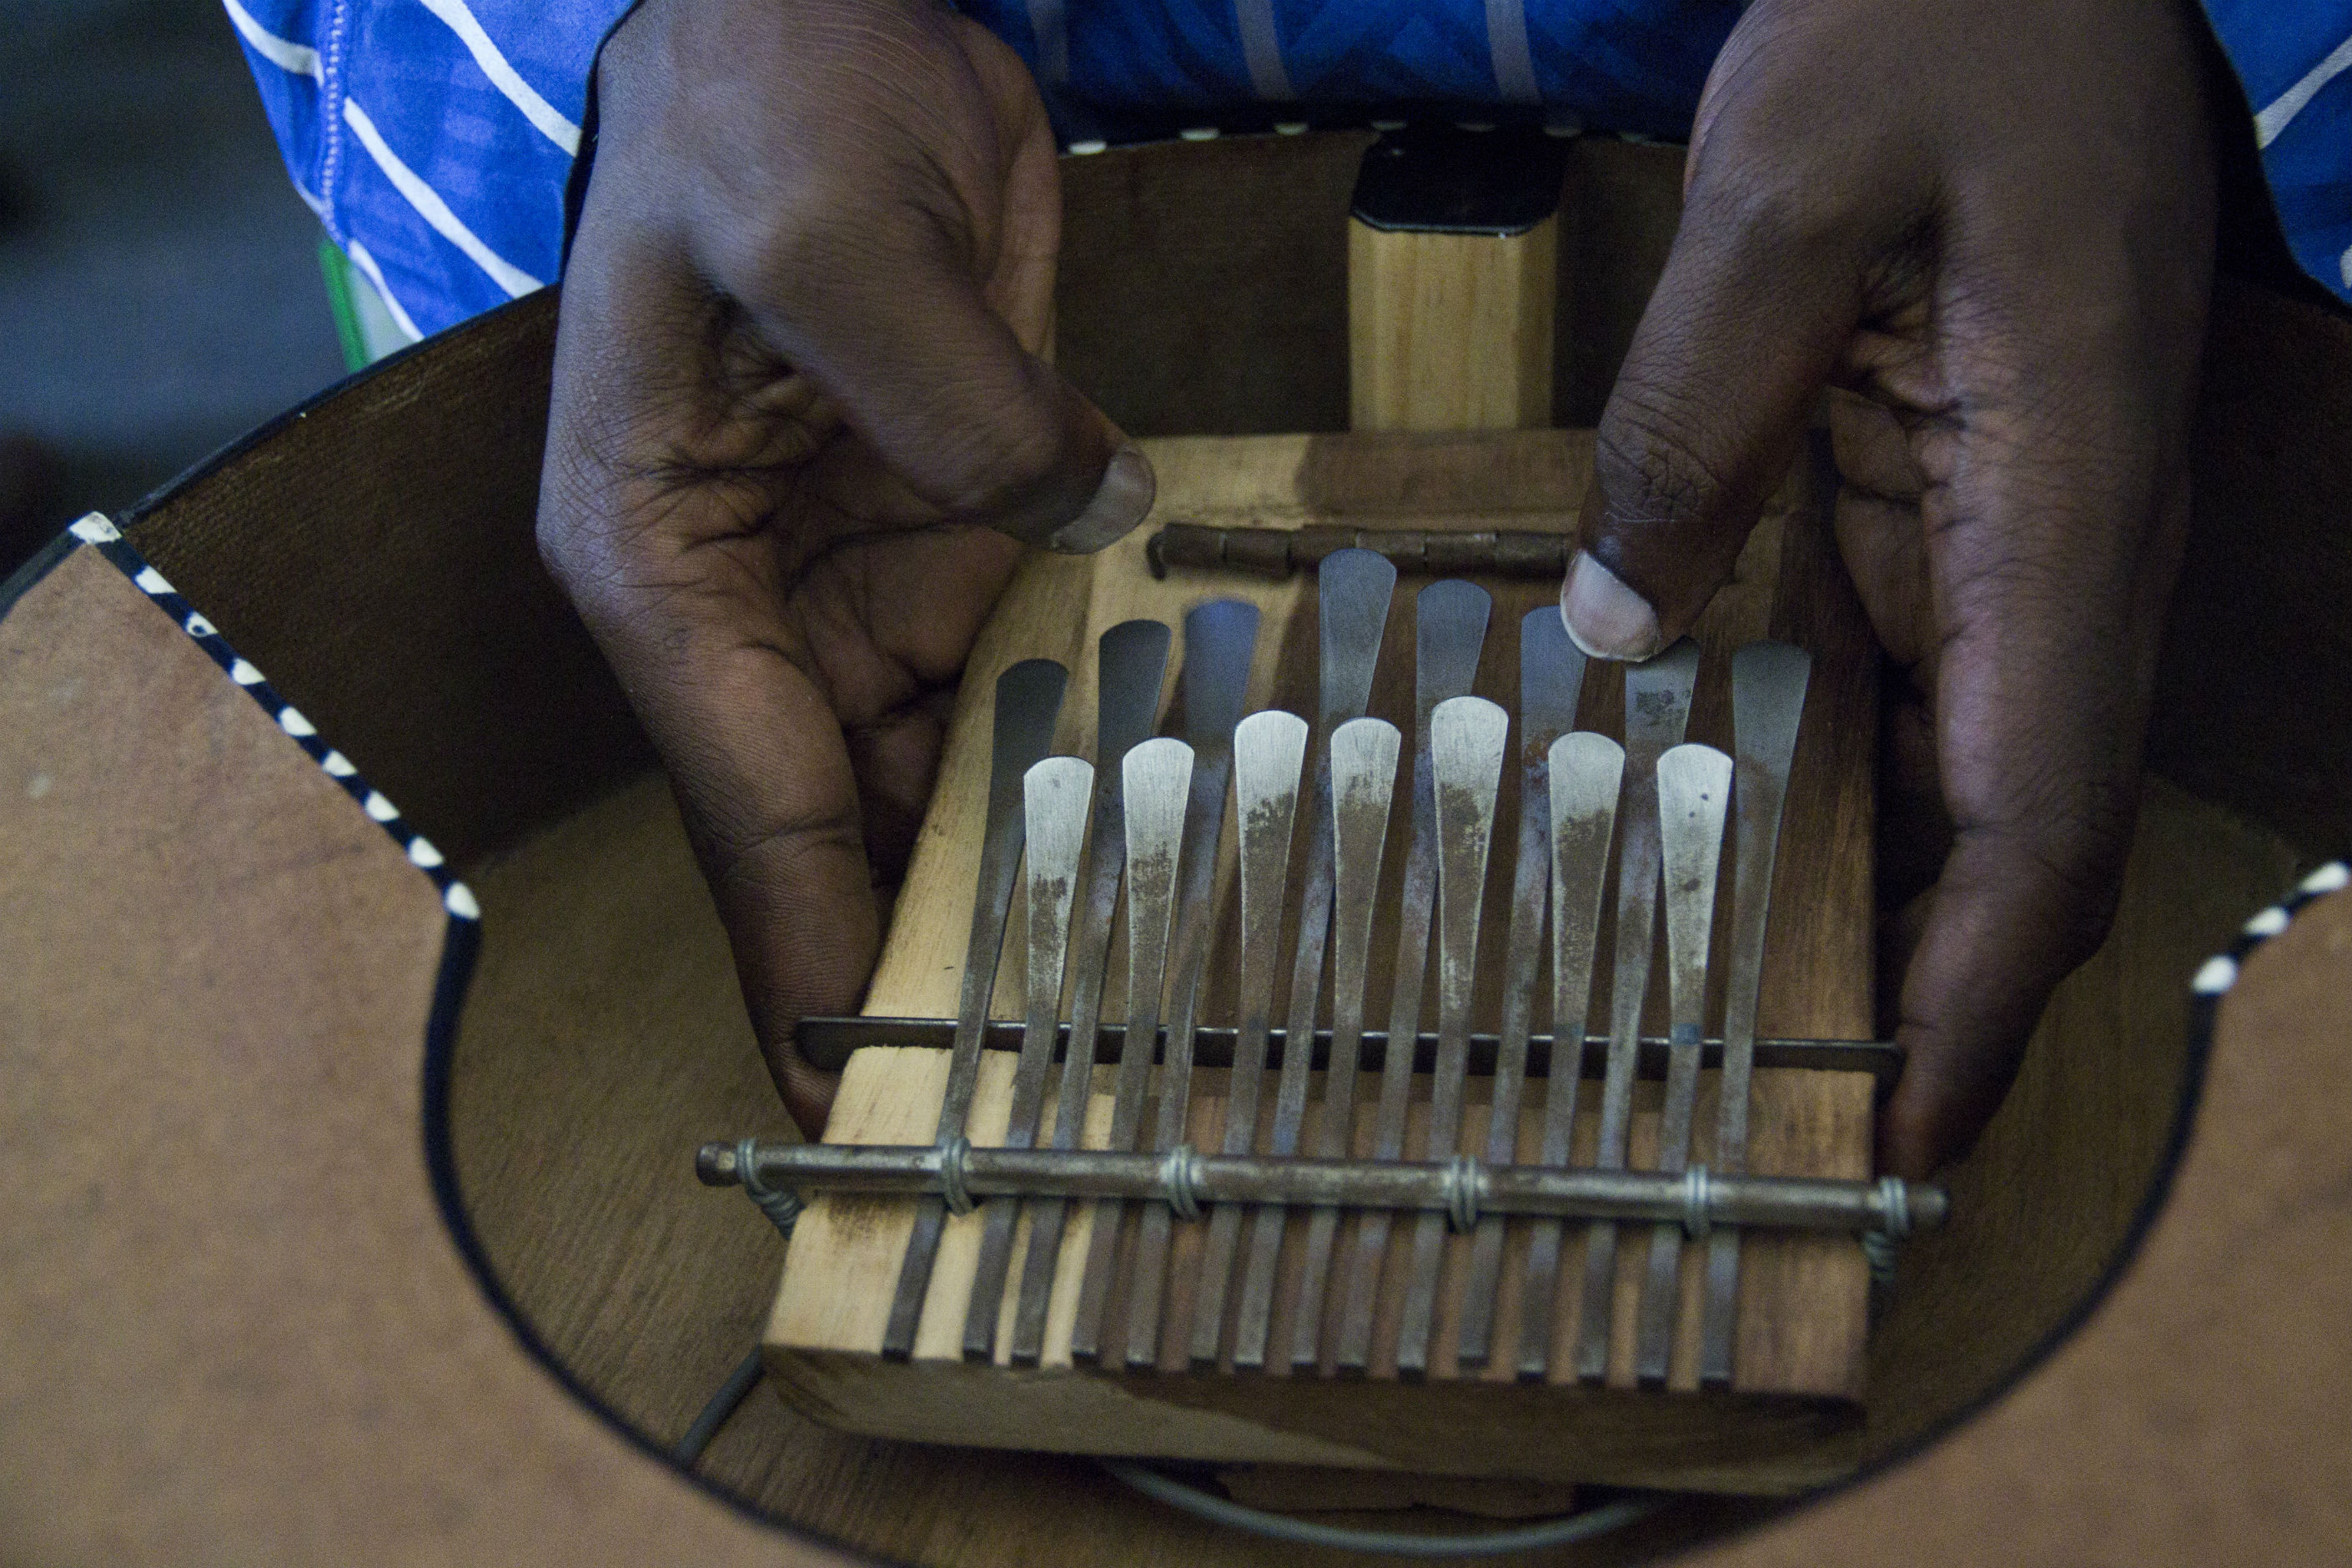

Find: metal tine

[962,756,1093,1359]
[1633,741,1734,1385]
[1123,601,1262,1369]
[1333,579,1491,1374]
[882,658,1068,1360]
[1455,610,1586,1369]
[1573,639,1699,1383]
[1009,621,1173,1365]
[1185,709,1308,1368]
[1700,641,1812,1388]
[1285,716,1404,1372]
[1517,731,1625,1381]
[1394,694,1510,1376]
[1069,736,1193,1364]
[1227,549,1398,1371]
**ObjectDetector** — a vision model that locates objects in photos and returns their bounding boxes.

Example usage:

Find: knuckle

[1594,386,1734,531]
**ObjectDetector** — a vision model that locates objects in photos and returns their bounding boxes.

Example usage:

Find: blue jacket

[222,0,2352,340]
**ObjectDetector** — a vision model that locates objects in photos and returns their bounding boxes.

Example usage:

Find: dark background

[0,0,347,560]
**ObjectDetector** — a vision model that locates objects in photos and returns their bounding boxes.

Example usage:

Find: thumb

[728,188,1152,555]
[1563,153,1866,659]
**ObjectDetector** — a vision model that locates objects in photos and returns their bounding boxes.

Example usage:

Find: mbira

[705,430,1943,1495]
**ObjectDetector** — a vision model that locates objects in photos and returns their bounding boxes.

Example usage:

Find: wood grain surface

[0,547,827,1567]
[1348,218,1559,430]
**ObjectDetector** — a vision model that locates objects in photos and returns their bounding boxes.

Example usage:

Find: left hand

[1557,0,2218,1176]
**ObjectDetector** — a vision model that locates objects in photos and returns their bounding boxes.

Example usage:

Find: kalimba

[701,430,1944,1496]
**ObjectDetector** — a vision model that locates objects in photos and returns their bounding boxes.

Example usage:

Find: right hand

[538,0,1152,1135]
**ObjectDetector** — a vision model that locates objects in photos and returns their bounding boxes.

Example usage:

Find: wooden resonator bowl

[8,131,2352,1565]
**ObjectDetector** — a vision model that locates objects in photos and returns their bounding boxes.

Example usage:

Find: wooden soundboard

[761,425,1882,1493]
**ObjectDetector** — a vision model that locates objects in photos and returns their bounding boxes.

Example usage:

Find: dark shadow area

[0,0,346,570]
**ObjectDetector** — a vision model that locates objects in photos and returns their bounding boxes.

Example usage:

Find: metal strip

[1123,601,1261,1369]
[1229,549,1396,1369]
[712,1142,1947,1236]
[1068,737,1192,1363]
[1633,742,1732,1385]
[1285,716,1403,1371]
[1457,610,1585,1369]
[1395,694,1509,1376]
[1517,731,1623,1380]
[1700,641,1812,1387]
[1573,639,1697,1383]
[1008,621,1172,1364]
[1186,710,1309,1368]
[1334,579,1490,1373]
[962,756,1093,1359]
[881,657,1068,1360]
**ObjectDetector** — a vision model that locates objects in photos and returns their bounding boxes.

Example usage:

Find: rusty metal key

[1227,549,1398,1371]
[1699,641,1812,1387]
[1456,608,1586,1369]
[1333,579,1491,1374]
[1185,708,1309,1367]
[962,756,1093,1360]
[1123,601,1262,1369]
[1393,694,1510,1377]
[1284,715,1403,1371]
[1632,741,1732,1385]
[1516,730,1625,1380]
[1573,640,1698,1383]
[1068,736,1193,1363]
[1008,620,1173,1365]
[882,657,1068,1360]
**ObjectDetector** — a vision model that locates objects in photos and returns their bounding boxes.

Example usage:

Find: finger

[1878,450,2195,1179]
[697,35,1148,555]
[542,217,877,1138]
[1562,109,1876,660]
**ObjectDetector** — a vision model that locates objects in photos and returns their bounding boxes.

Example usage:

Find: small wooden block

[1348,218,1558,432]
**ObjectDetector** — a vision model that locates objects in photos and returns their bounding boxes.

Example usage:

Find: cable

[1102,1461,1666,1556]
[675,1348,766,1468]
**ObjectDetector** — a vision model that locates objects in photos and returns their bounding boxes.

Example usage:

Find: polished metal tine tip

[1576,644,1695,1382]
[1187,709,1309,1371]
[1023,756,1096,882]
[1516,728,1626,1381]
[1234,710,1310,803]
[1181,600,1262,744]
[1317,549,1400,724]
[1123,736,1195,825]
[1431,696,1510,807]
[1638,739,1731,1382]
[1069,734,1193,1364]
[1699,640,1813,1387]
[1009,625,1168,1365]
[1520,606,1587,746]
[1096,620,1174,759]
[1331,716,1403,804]
[881,654,1068,1361]
[1550,732,1626,812]
[1416,580,1494,719]
[1395,692,1507,1377]
[1285,714,1403,1373]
